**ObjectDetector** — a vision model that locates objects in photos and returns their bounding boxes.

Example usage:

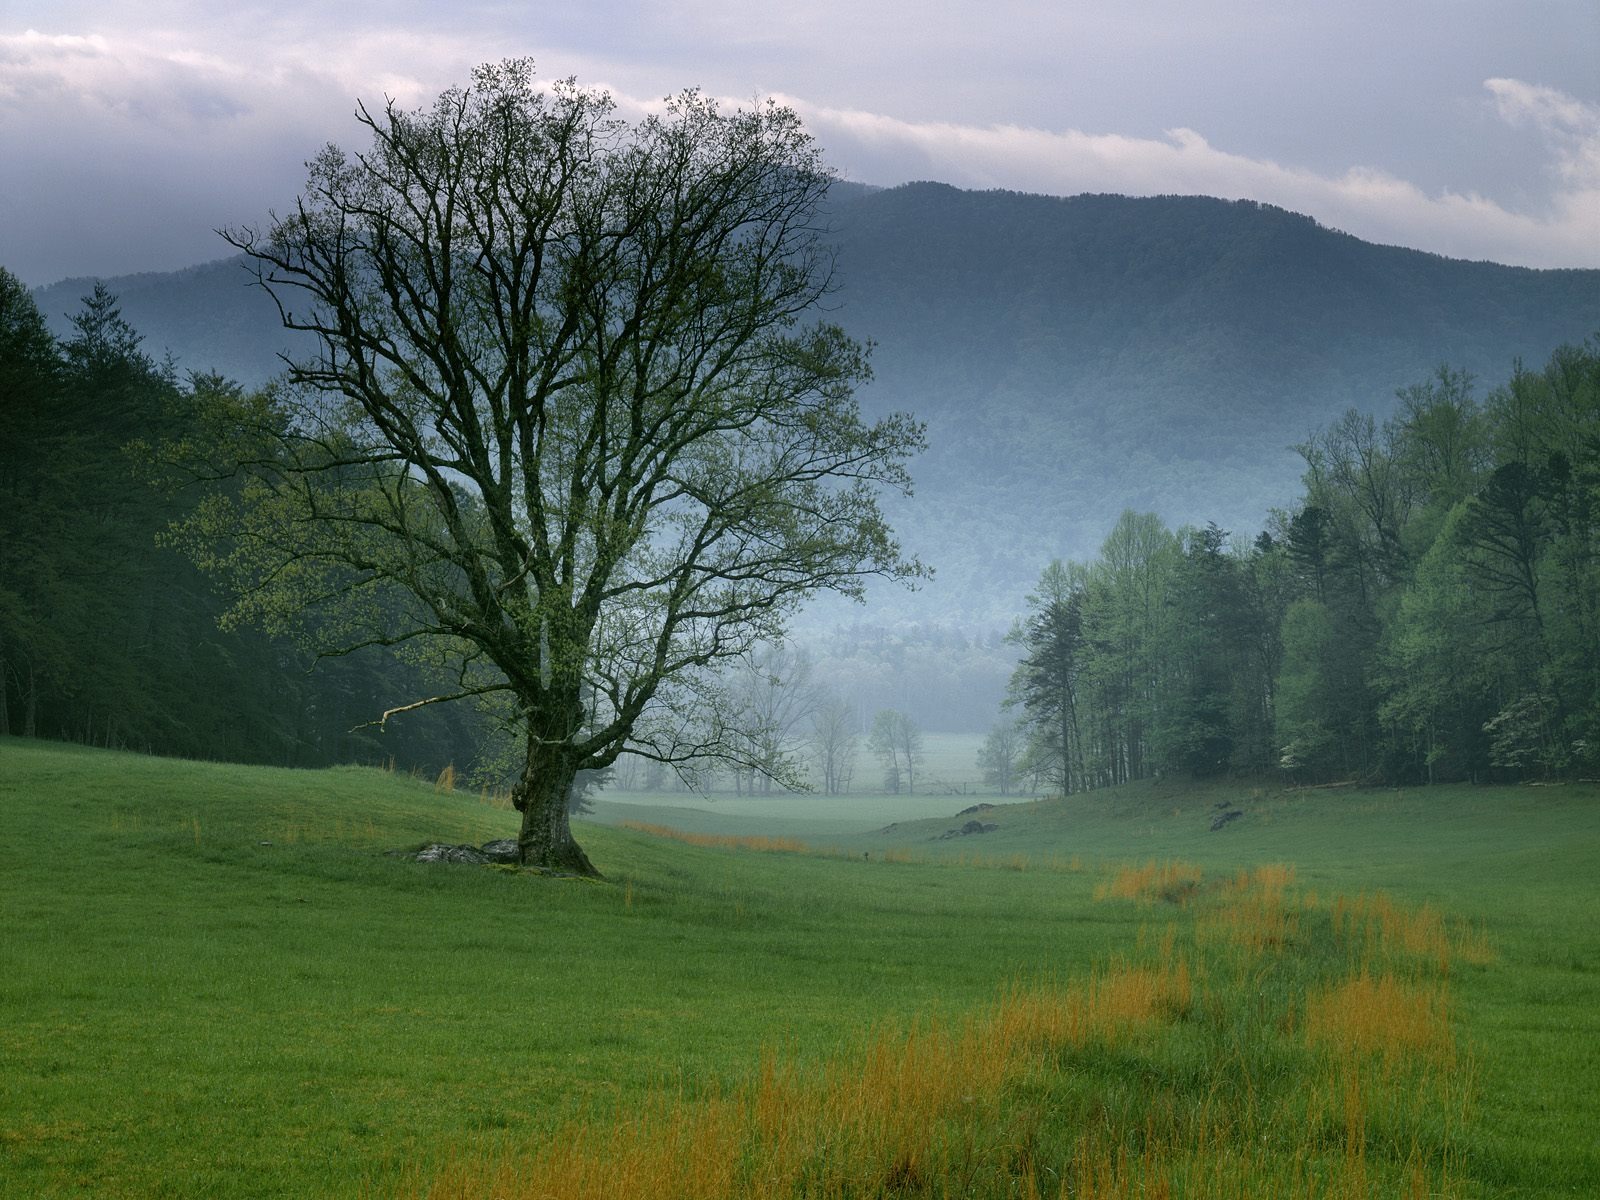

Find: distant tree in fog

[868,708,922,794]
[729,643,820,794]
[977,720,1024,795]
[811,692,859,795]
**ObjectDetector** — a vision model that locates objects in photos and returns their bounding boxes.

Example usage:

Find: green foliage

[1007,514,1285,790]
[1006,560,1086,792]
[1275,600,1343,775]
[1377,504,1497,782]
[1003,338,1600,789]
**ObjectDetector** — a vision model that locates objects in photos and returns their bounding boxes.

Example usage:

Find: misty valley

[4,65,1599,1200]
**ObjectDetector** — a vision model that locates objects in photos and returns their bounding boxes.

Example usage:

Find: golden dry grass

[1331,890,1496,973]
[993,958,1194,1049]
[1094,859,1205,904]
[1303,969,1452,1065]
[1198,868,1300,956]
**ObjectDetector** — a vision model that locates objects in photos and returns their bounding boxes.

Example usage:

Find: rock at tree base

[411,839,522,864]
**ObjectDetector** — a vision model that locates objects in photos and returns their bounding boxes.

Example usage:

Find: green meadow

[2,736,1597,1197]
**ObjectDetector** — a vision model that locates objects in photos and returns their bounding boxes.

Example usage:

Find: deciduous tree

[810,691,859,795]
[977,719,1023,795]
[868,709,922,794]
[180,62,923,874]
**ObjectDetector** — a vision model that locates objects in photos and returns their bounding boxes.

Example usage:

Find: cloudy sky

[3,1,1596,286]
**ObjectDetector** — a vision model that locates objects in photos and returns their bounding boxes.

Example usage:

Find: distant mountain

[31,184,1600,626]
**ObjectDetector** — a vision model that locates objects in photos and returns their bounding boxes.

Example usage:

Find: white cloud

[1,29,249,125]
[1485,76,1600,190]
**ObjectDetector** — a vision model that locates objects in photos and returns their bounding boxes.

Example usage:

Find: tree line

[0,270,485,772]
[1004,341,1600,790]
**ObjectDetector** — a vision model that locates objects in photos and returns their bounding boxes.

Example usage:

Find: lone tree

[184,62,924,875]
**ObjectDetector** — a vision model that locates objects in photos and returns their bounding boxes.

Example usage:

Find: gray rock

[409,838,524,864]
[414,843,492,864]
[1209,809,1243,832]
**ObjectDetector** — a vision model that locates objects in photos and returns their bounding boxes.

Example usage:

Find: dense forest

[0,269,483,773]
[1004,343,1600,787]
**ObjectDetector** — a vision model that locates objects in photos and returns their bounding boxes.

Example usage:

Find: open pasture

[2,738,1597,1197]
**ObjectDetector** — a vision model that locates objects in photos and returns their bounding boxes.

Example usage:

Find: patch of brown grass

[1329,890,1494,973]
[619,821,810,855]
[1191,864,1301,956]
[1304,969,1452,1066]
[1095,859,1204,904]
[994,958,1194,1051]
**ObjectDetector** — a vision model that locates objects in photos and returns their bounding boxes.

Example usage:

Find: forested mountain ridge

[31,184,1600,624]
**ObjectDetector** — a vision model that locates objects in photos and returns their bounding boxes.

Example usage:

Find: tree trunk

[513,739,601,877]
[0,635,9,737]
[24,661,37,739]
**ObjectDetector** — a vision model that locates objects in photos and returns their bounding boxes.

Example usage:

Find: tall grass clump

[1304,969,1451,1065]
[1331,891,1495,974]
[1094,859,1204,904]
[1198,863,1301,955]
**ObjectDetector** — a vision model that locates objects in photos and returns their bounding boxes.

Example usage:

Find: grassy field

[2,737,1597,1197]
